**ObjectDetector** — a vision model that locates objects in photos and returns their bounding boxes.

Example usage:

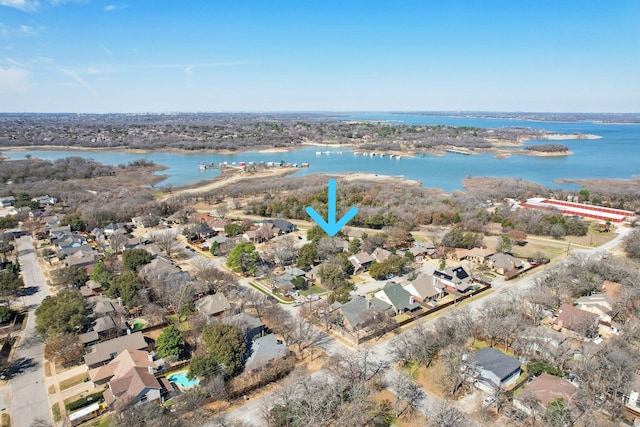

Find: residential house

[58,243,96,259]
[187,222,215,240]
[554,303,599,338]
[131,215,158,229]
[433,266,474,293]
[31,195,58,206]
[331,295,377,333]
[486,253,524,275]
[89,349,172,408]
[403,274,444,306]
[48,224,71,239]
[89,349,157,385]
[407,243,435,259]
[84,331,149,369]
[222,312,264,343]
[260,219,296,234]
[272,275,296,296]
[348,252,374,273]
[139,257,181,282]
[466,247,494,264]
[346,228,366,240]
[41,214,61,228]
[104,223,127,236]
[472,347,522,391]
[195,294,230,319]
[208,219,229,233]
[575,293,616,322]
[518,326,569,360]
[0,196,16,208]
[243,230,260,244]
[371,247,392,263]
[372,281,420,315]
[64,248,98,269]
[122,236,149,251]
[87,296,126,338]
[514,373,580,419]
[79,280,102,297]
[78,331,100,346]
[244,334,288,372]
[447,248,470,262]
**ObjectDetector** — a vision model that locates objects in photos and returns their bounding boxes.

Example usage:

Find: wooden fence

[344,281,494,345]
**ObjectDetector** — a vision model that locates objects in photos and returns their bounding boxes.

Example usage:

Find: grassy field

[59,373,89,391]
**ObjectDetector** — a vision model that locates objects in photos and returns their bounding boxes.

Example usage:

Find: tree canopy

[35,290,87,337]
[188,323,246,379]
[227,243,259,276]
[0,271,23,304]
[52,265,88,288]
[122,248,152,271]
[106,270,143,307]
[156,324,185,359]
[60,213,86,232]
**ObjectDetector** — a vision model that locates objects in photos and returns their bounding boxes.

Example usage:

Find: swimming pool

[168,372,200,388]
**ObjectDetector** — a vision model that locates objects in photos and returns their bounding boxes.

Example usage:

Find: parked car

[482,396,496,406]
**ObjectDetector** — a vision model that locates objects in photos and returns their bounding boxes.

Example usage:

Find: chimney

[148,366,154,374]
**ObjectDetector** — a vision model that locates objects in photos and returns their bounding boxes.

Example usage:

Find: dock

[446,148,472,155]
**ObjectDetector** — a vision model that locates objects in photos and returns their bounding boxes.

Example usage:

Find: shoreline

[164,168,424,199]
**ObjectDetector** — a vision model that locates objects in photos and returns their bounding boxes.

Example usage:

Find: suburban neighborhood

[2,171,640,427]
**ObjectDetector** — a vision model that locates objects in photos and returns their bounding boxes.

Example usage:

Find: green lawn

[51,403,61,422]
[59,373,89,391]
[299,285,326,296]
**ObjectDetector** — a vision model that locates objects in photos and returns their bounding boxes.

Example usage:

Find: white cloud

[0,67,31,91]
[103,3,126,12]
[0,0,39,12]
[60,67,97,95]
[19,24,35,34]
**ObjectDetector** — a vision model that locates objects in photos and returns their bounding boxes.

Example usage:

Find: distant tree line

[524,144,569,152]
[0,113,546,152]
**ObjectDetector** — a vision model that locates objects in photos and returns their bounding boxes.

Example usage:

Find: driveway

[5,236,53,427]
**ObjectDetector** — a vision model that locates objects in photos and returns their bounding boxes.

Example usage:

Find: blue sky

[1,1,639,113]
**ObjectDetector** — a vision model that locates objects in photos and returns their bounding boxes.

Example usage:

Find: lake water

[5,114,640,193]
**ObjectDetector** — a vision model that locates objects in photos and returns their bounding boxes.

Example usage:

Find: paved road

[6,236,53,427]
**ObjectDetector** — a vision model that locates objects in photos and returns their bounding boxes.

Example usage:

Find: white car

[482,396,496,406]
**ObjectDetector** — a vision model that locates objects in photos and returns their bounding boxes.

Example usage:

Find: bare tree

[152,273,194,319]
[428,400,469,427]
[328,349,389,384]
[186,312,209,351]
[281,315,327,359]
[109,231,128,258]
[391,370,425,417]
[264,234,298,267]
[152,230,180,258]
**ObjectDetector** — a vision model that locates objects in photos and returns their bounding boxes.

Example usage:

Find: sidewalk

[45,362,93,421]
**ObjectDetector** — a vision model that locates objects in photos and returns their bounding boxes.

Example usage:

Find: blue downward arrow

[306,179,358,237]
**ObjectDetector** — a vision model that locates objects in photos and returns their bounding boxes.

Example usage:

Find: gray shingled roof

[334,296,370,328]
[244,334,288,371]
[473,347,521,382]
[380,281,420,312]
[84,332,147,367]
